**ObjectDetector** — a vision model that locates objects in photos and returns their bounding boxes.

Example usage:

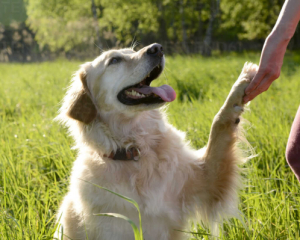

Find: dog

[54,43,257,240]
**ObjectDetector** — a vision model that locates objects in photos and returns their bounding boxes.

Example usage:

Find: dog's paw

[239,62,258,84]
[226,62,258,107]
[218,62,258,125]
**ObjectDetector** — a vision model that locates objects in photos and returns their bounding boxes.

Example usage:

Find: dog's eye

[109,57,122,65]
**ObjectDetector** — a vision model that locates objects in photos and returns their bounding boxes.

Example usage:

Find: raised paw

[224,62,258,109]
[228,62,258,105]
[216,62,258,126]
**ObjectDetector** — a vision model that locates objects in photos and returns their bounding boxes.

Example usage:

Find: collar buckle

[104,147,141,161]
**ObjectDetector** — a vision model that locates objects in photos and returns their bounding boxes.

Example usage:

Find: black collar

[104,147,140,161]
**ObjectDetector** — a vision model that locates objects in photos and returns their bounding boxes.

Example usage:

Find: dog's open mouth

[117,64,176,105]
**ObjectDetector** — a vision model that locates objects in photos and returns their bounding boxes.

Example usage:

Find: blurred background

[1,0,299,61]
[2,1,300,239]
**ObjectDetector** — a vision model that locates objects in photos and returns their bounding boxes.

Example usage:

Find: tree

[220,0,284,41]
[100,0,159,46]
[26,0,95,52]
[202,0,220,56]
[157,0,168,44]
[91,0,102,49]
[26,0,160,51]
[24,0,292,57]
[180,0,189,53]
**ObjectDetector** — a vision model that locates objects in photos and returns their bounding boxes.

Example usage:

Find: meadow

[1,52,300,239]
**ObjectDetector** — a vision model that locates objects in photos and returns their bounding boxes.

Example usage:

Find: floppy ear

[67,70,97,124]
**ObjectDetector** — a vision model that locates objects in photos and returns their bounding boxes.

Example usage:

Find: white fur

[54,44,257,240]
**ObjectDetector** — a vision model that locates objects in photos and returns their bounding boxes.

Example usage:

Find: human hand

[243,34,288,103]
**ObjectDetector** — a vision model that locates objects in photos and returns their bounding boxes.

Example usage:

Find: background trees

[0,0,296,60]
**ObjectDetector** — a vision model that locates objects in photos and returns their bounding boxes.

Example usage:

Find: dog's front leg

[202,63,257,210]
[204,63,257,168]
[204,82,249,169]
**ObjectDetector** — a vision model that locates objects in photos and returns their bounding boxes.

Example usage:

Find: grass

[0,52,300,239]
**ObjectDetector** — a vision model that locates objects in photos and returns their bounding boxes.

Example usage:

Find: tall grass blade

[79,179,144,240]
[94,213,141,240]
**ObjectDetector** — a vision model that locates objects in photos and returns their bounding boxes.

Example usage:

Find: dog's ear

[67,70,97,124]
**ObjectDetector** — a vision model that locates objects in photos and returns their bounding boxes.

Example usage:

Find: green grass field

[1,52,300,239]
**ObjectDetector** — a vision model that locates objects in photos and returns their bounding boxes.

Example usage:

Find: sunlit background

[1,1,300,239]
[1,0,299,61]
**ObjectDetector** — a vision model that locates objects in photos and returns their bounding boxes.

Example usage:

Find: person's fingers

[243,87,265,103]
[244,71,266,95]
[243,75,273,103]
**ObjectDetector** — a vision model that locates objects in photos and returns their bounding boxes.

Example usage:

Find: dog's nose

[146,43,164,57]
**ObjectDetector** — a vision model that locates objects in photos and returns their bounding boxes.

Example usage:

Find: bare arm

[243,0,300,103]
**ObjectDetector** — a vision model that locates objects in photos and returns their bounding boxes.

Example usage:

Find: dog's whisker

[94,43,104,53]
[130,37,140,51]
[163,66,172,74]
[130,35,136,49]
[104,40,111,51]
[163,71,169,84]
[132,41,140,50]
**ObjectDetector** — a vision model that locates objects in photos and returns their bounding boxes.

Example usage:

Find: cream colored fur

[54,44,257,240]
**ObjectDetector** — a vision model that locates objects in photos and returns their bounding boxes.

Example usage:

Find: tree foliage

[220,0,283,40]
[24,0,286,53]
[25,0,94,51]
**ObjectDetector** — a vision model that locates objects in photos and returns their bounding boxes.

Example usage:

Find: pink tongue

[135,85,176,102]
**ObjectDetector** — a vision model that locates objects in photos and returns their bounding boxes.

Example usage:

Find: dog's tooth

[126,89,146,98]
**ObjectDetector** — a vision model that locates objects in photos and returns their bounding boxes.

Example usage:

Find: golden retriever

[54,43,257,240]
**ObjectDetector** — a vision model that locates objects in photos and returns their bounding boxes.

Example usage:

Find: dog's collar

[104,147,140,161]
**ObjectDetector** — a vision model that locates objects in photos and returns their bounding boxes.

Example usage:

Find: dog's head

[60,43,176,124]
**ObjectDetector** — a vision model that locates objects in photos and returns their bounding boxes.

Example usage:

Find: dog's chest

[78,155,181,220]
